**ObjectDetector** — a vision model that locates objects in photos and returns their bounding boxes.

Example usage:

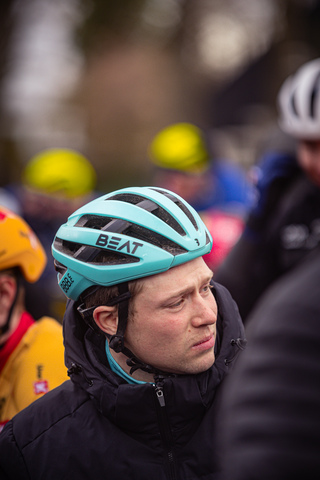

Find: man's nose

[191,295,217,327]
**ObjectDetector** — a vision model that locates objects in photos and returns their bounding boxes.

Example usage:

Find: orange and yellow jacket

[0,311,68,430]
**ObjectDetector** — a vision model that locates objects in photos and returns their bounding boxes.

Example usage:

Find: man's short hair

[83,278,144,319]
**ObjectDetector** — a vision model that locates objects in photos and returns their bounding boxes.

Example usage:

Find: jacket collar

[63,281,245,433]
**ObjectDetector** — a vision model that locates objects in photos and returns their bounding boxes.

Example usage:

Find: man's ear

[93,306,118,336]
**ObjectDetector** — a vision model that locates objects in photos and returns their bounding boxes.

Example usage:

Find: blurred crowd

[1,148,97,322]
[1,55,320,479]
[216,57,320,478]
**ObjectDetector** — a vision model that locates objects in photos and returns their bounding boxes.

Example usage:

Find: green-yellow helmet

[23,148,96,199]
[148,123,209,172]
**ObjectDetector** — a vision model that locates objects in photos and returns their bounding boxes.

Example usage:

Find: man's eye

[202,284,213,293]
[169,299,184,308]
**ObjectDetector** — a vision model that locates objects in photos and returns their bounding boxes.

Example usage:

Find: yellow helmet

[148,123,209,172]
[0,206,46,282]
[22,148,96,199]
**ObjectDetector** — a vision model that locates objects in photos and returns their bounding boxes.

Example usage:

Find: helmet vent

[150,188,199,231]
[75,214,184,253]
[91,250,139,265]
[54,237,97,262]
[75,215,131,234]
[122,224,187,254]
[75,214,110,230]
[54,237,139,265]
[54,237,81,254]
[290,90,298,117]
[55,217,187,259]
[310,72,320,118]
[107,193,188,235]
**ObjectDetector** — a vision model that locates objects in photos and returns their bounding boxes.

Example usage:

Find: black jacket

[219,246,320,479]
[215,171,320,322]
[0,282,245,480]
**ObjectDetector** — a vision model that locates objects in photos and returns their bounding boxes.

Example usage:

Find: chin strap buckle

[126,356,155,375]
[109,334,125,353]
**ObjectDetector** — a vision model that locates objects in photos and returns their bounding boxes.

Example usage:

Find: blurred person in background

[7,148,97,322]
[0,188,22,215]
[215,57,320,322]
[0,207,68,432]
[217,58,320,480]
[148,122,252,214]
[219,239,320,479]
[148,122,252,270]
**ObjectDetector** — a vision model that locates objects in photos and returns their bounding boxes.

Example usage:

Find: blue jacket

[191,159,253,213]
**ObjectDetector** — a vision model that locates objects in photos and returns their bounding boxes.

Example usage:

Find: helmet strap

[107,282,175,378]
[125,353,175,378]
[79,281,176,378]
[108,282,130,353]
[77,283,131,337]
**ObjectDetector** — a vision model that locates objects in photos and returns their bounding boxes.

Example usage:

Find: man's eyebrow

[160,272,214,305]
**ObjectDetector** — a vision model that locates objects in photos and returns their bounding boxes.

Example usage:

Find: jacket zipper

[154,378,177,480]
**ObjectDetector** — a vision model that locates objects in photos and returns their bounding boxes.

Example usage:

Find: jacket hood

[62,281,245,439]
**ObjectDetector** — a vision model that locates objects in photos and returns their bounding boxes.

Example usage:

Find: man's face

[298,139,320,186]
[124,257,217,375]
[0,273,20,345]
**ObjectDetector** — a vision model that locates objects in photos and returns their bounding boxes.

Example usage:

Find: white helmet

[277,58,320,139]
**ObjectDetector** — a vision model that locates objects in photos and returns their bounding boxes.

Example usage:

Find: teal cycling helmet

[52,186,212,302]
[52,187,212,371]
